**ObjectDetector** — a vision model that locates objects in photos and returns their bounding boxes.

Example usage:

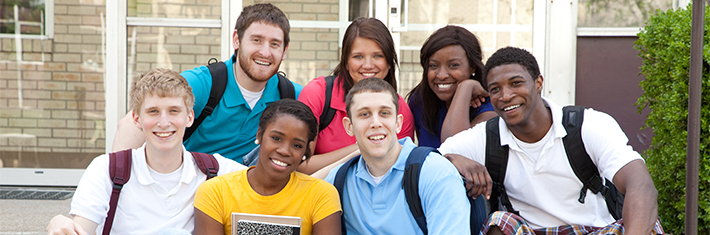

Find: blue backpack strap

[276,71,296,99]
[184,58,228,141]
[333,156,360,235]
[402,146,437,234]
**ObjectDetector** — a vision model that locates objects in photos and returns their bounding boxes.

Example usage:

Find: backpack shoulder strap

[277,71,296,99]
[318,75,337,132]
[484,117,518,215]
[561,105,623,219]
[402,146,437,235]
[104,149,132,235]
[191,152,220,179]
[561,106,606,201]
[333,156,360,235]
[184,60,228,141]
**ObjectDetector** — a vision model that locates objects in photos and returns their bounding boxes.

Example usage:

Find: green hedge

[635,4,710,234]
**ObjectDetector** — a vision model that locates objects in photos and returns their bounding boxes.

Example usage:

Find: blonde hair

[129,68,194,115]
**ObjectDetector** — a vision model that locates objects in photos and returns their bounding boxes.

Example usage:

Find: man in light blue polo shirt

[325,78,470,234]
[113,3,302,163]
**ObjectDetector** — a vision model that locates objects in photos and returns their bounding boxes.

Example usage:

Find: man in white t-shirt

[46,68,246,235]
[439,47,663,235]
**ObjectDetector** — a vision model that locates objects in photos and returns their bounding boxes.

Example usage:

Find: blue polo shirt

[325,137,471,235]
[181,55,302,163]
[408,93,494,148]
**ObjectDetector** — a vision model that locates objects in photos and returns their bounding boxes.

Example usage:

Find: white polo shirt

[70,144,246,235]
[439,97,641,229]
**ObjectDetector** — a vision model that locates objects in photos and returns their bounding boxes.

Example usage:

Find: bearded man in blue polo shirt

[325,78,471,234]
[112,3,302,163]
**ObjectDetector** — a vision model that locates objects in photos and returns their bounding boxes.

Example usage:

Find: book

[231,212,302,235]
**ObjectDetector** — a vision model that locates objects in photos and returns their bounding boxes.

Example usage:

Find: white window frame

[0,0,54,39]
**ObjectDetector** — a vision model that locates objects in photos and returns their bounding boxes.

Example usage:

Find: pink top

[298,75,415,154]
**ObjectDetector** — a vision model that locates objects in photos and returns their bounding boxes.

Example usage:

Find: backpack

[318,75,337,132]
[332,147,487,234]
[183,57,297,141]
[102,149,220,235]
[485,105,624,220]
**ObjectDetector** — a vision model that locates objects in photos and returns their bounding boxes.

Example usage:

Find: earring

[302,156,306,161]
[254,139,259,145]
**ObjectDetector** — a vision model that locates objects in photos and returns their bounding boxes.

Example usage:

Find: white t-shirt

[69,144,247,235]
[439,97,642,229]
[236,79,264,109]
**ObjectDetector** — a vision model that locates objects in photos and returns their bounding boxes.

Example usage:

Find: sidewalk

[0,199,71,234]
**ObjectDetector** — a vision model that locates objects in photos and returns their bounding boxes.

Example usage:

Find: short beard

[238,50,278,83]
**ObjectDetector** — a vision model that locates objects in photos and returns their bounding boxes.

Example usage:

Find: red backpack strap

[104,149,132,235]
[191,152,219,179]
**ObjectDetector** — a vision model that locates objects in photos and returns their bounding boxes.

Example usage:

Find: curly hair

[257,99,319,160]
[483,46,540,90]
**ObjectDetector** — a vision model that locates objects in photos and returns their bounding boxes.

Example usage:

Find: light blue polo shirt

[325,137,471,235]
[181,55,302,163]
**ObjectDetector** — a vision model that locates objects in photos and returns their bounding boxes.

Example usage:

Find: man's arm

[112,111,145,151]
[612,159,658,235]
[47,214,97,235]
[444,153,492,199]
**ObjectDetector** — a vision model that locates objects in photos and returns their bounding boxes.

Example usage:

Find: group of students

[46,3,666,235]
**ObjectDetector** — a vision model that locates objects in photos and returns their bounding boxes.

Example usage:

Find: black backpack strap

[333,156,360,235]
[485,118,518,215]
[184,60,228,141]
[105,149,132,235]
[562,105,623,219]
[191,152,220,179]
[276,71,296,99]
[402,146,437,234]
[318,75,337,132]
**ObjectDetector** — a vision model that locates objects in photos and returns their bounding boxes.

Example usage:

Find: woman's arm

[311,212,342,235]
[441,79,489,142]
[193,208,224,235]
[297,142,358,175]
[310,148,360,179]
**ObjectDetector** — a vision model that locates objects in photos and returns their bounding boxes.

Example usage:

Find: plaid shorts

[480,211,665,235]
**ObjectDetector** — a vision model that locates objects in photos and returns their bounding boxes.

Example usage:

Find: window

[0,0,53,39]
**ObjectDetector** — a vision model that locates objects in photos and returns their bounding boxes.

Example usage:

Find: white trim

[46,0,54,39]
[406,23,532,32]
[126,17,221,28]
[577,27,641,37]
[0,168,84,186]
[532,0,548,75]
[290,20,347,29]
[542,0,577,106]
[105,0,127,153]
[0,34,51,39]
[221,0,233,60]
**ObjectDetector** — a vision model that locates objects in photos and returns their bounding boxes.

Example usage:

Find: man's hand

[46,214,88,235]
[444,153,491,199]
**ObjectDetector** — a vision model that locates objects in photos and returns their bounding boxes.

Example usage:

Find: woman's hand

[457,79,488,108]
